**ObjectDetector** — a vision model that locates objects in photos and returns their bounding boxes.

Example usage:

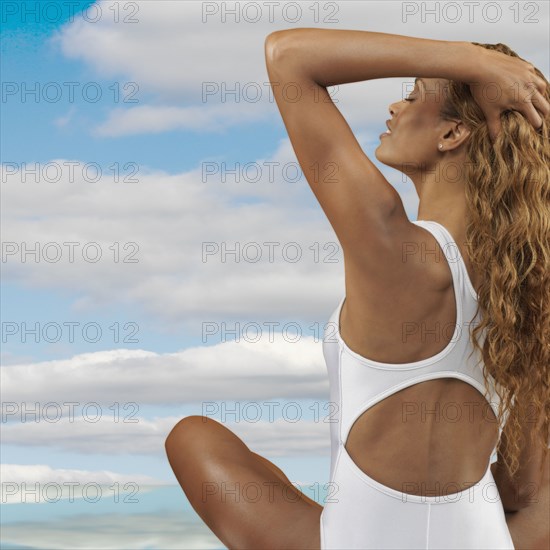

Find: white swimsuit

[320,219,515,549]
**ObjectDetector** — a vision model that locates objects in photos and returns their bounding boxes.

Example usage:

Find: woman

[166,30,549,549]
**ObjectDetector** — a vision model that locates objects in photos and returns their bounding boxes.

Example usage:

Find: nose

[388,102,399,116]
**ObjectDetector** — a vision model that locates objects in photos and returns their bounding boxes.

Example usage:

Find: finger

[531,89,550,119]
[533,75,548,96]
[487,115,502,143]
[520,102,543,130]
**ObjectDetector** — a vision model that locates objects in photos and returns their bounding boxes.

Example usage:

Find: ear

[439,119,471,151]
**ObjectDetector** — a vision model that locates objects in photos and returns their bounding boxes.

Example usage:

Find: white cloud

[1,509,224,549]
[1,412,330,458]
[1,464,170,504]
[1,138,353,328]
[2,339,331,457]
[1,337,327,405]
[53,106,77,128]
[92,101,271,137]
[52,1,274,101]
[1,463,164,484]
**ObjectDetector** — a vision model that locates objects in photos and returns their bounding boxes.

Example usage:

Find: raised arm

[266,28,547,137]
[264,29,476,270]
[264,28,548,274]
[266,28,476,87]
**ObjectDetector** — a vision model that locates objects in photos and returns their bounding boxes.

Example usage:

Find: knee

[165,415,210,454]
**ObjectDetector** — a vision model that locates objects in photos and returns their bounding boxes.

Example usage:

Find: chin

[374,146,391,166]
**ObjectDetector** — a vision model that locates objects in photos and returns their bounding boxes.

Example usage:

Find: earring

[438,144,443,150]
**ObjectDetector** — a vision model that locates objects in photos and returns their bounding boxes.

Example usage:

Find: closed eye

[404,96,415,102]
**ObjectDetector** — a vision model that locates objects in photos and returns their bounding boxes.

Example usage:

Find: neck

[412,160,468,229]
[416,192,467,228]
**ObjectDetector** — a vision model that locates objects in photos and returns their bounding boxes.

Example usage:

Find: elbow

[502,500,528,513]
[500,483,542,512]
[499,489,524,513]
[264,30,296,66]
[516,482,544,509]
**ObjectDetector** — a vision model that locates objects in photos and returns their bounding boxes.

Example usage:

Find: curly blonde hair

[439,42,549,483]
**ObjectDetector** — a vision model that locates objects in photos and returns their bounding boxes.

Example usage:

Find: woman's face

[375,77,451,173]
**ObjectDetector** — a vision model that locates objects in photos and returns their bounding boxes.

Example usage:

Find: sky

[1,1,548,548]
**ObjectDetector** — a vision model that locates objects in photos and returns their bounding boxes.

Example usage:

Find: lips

[379,120,393,139]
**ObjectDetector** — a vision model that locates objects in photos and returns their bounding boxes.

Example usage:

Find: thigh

[165,415,323,550]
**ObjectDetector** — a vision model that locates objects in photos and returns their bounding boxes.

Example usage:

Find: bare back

[340,220,498,496]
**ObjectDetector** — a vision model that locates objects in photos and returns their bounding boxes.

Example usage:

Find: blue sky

[1,1,548,548]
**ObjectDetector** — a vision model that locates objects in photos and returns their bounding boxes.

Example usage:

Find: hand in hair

[466,46,549,143]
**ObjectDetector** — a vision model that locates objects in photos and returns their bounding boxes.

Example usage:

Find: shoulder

[343,205,453,295]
